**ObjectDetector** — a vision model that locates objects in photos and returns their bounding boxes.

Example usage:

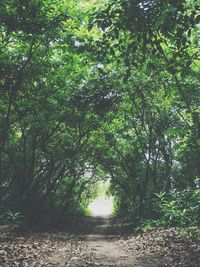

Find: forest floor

[0,216,200,267]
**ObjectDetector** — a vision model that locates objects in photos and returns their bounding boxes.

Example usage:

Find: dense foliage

[0,0,199,227]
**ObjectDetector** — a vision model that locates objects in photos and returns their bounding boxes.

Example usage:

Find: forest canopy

[0,0,199,227]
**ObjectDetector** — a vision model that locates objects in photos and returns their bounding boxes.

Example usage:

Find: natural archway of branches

[0,0,199,266]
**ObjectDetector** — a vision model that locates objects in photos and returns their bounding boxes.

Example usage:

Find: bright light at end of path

[89,195,114,216]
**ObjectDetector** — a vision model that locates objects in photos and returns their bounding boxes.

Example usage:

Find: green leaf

[162,128,182,136]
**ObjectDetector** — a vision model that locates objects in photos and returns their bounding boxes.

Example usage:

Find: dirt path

[45,216,155,267]
[0,217,158,267]
[70,216,157,267]
[0,217,159,267]
[1,218,199,266]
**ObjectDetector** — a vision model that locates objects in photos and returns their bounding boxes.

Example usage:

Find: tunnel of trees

[0,0,199,228]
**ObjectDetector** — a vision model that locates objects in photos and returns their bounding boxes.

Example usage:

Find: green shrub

[75,204,91,216]
[3,211,25,229]
[154,189,200,227]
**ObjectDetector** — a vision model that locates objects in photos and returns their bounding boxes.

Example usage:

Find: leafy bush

[74,204,91,216]
[154,189,200,227]
[3,211,25,229]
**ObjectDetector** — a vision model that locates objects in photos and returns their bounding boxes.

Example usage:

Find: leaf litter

[118,227,200,267]
[0,220,200,267]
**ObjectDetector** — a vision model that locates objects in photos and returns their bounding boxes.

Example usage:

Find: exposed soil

[77,216,146,267]
[0,217,199,267]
